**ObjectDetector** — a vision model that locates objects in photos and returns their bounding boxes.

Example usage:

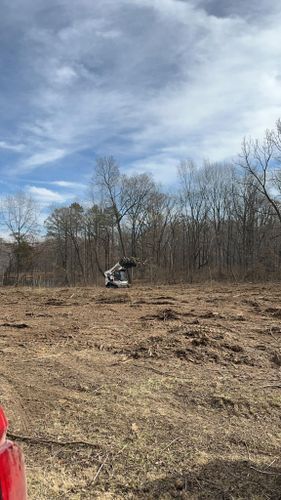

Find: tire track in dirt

[0,371,30,432]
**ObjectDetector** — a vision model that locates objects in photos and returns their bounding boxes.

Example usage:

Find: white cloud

[0,141,25,152]
[26,186,67,204]
[127,155,180,185]
[20,149,67,171]
[50,180,86,188]
[54,66,77,86]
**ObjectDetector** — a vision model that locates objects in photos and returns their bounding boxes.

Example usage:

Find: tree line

[1,121,281,286]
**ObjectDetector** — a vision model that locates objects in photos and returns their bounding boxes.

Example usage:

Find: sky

[0,0,281,210]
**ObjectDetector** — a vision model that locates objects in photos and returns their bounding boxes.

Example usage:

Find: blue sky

[1,0,281,209]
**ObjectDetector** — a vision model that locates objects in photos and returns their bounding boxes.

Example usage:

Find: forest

[1,122,281,286]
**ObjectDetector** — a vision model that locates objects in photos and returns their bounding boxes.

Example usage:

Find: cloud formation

[26,186,73,206]
[0,0,281,193]
[0,141,25,152]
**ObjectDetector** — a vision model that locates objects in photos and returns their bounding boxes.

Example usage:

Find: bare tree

[94,156,127,255]
[84,205,115,280]
[122,173,156,256]
[239,129,281,224]
[94,157,157,258]
[0,192,39,282]
[202,162,233,276]
[178,160,209,278]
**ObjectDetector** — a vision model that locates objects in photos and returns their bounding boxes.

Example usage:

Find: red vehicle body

[0,407,27,499]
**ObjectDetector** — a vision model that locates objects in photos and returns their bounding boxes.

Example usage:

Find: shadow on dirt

[135,459,281,499]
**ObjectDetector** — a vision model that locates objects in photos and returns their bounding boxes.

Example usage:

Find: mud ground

[0,283,281,499]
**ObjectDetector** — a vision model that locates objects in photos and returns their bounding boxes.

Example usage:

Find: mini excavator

[104,257,137,288]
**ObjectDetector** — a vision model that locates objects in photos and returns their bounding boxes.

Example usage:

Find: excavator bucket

[118,257,137,269]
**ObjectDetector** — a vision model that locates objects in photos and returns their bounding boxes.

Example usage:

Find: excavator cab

[113,270,127,282]
[104,258,137,288]
[106,268,128,288]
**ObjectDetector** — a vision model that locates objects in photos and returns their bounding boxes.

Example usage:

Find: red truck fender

[0,407,27,499]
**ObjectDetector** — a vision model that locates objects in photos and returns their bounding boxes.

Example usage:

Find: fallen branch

[0,323,29,329]
[161,437,181,452]
[259,384,281,389]
[269,331,280,344]
[91,454,110,486]
[90,445,127,486]
[268,327,281,345]
[264,457,278,470]
[132,363,192,380]
[250,465,281,476]
[243,441,252,462]
[7,432,98,448]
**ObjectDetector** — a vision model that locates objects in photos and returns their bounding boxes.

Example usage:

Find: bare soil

[0,283,281,499]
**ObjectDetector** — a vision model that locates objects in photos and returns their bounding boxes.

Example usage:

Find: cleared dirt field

[0,283,281,499]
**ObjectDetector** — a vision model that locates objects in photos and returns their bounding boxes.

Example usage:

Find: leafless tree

[178,160,209,277]
[239,129,281,224]
[0,192,39,282]
[1,192,38,241]
[94,156,127,255]
[122,173,156,256]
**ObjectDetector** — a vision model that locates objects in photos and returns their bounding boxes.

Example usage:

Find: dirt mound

[174,328,254,365]
[133,459,281,499]
[264,307,281,318]
[96,293,130,304]
[242,298,261,311]
[44,298,65,306]
[114,325,256,366]
[133,297,176,305]
[141,308,180,321]
[271,351,281,366]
